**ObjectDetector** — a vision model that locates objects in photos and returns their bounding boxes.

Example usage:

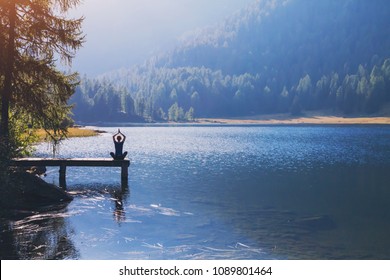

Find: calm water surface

[1,125,390,259]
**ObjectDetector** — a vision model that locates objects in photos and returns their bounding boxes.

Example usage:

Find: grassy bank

[34,127,100,141]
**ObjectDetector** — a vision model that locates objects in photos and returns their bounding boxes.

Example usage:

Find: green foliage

[185,107,195,121]
[9,112,37,157]
[166,103,195,122]
[0,111,37,194]
[0,0,84,156]
[76,61,390,122]
[70,78,139,122]
[168,103,179,121]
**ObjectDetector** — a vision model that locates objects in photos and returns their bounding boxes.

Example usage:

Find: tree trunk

[0,1,16,143]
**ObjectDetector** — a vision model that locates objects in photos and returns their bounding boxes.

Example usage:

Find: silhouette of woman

[110,129,128,160]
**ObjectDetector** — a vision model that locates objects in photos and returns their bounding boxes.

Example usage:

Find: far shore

[73,110,390,127]
[195,111,390,125]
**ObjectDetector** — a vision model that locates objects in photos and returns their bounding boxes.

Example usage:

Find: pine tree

[0,0,84,148]
[185,107,195,121]
[168,102,179,121]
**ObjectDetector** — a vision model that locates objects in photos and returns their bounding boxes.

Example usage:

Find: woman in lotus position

[110,129,128,160]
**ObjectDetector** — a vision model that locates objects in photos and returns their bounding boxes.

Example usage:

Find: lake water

[1,125,390,259]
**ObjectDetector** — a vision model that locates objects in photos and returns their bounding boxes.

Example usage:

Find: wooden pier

[10,158,130,189]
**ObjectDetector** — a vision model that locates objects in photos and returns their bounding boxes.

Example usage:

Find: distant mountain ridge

[155,0,390,78]
[71,0,390,122]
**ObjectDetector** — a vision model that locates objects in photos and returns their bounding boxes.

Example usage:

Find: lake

[1,124,390,259]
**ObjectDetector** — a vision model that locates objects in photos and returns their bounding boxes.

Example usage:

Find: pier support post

[121,161,129,189]
[59,164,67,189]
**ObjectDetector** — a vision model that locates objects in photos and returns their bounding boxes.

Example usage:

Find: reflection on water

[1,125,390,259]
[1,205,79,260]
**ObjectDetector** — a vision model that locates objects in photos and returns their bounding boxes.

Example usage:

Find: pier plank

[11,158,130,167]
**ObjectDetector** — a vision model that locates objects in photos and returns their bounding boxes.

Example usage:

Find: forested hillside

[71,0,390,122]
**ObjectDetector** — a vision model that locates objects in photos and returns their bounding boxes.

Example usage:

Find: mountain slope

[72,0,390,122]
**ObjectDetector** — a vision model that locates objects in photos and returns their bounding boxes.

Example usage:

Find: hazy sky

[69,0,254,76]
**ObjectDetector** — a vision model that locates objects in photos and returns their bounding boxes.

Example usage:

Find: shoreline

[196,112,390,125]
[75,111,390,127]
[195,116,390,125]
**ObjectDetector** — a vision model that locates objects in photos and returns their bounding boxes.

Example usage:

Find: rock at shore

[1,172,73,210]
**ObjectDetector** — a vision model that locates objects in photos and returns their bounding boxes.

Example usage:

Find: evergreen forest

[70,0,390,122]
